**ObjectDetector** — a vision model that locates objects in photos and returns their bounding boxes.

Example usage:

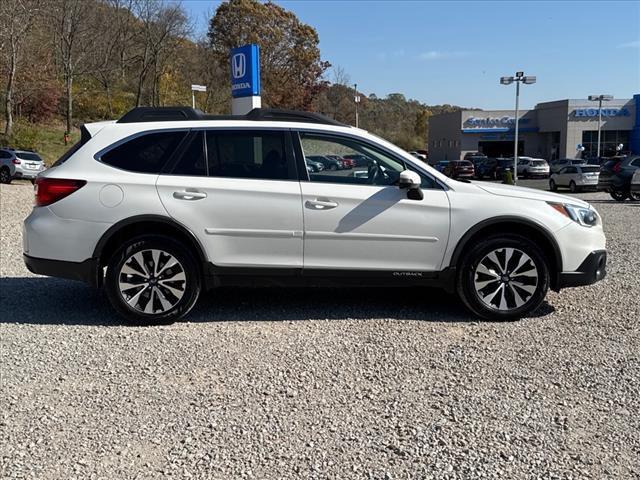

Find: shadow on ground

[0,277,555,326]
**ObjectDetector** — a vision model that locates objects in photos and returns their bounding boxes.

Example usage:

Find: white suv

[23,107,607,324]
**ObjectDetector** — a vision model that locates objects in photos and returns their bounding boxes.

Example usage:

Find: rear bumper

[23,254,98,286]
[557,250,607,289]
[631,183,640,193]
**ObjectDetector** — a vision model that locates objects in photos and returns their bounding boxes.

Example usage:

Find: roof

[116,107,346,127]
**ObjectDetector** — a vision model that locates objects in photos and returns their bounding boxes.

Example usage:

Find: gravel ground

[1,180,639,479]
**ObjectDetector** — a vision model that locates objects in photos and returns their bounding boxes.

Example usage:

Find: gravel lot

[1,180,639,479]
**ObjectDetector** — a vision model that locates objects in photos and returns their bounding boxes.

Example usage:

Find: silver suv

[0,148,46,183]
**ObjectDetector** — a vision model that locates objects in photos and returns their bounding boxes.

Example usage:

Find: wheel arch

[449,216,563,291]
[93,215,208,287]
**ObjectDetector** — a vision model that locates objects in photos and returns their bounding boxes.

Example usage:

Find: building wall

[428,111,462,162]
[428,97,638,161]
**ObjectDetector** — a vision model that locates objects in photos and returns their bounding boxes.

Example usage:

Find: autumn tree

[208,0,329,110]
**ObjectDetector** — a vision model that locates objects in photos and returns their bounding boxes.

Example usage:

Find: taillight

[12,158,21,164]
[612,162,622,173]
[35,178,86,206]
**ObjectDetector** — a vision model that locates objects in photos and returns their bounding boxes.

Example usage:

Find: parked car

[409,151,427,161]
[326,154,353,169]
[433,161,449,173]
[597,155,640,201]
[307,155,343,171]
[343,154,371,167]
[464,152,487,162]
[517,157,550,178]
[0,148,46,184]
[549,158,586,174]
[631,169,640,200]
[443,160,474,179]
[549,165,599,193]
[23,106,606,324]
[305,158,325,173]
[475,158,514,180]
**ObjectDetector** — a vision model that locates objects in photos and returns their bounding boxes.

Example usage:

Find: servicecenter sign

[464,116,531,128]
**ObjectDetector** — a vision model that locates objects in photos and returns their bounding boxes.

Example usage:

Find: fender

[92,214,208,266]
[448,215,563,284]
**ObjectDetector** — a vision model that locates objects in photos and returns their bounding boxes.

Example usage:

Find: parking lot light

[588,94,613,159]
[500,71,536,183]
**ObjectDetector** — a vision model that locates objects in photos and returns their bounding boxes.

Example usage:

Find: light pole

[354,83,360,128]
[500,72,536,183]
[588,94,613,159]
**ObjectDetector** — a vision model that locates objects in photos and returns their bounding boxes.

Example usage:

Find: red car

[327,155,354,169]
[443,160,475,179]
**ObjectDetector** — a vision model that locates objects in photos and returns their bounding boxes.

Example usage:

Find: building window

[581,130,630,157]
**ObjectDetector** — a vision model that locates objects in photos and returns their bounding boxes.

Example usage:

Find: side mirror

[398,170,424,200]
[398,170,421,189]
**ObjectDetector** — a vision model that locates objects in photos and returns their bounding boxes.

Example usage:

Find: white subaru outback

[23,107,606,324]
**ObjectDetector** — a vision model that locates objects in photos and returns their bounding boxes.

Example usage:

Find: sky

[182,0,640,110]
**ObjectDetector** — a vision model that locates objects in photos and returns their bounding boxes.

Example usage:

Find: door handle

[173,190,207,200]
[305,198,338,210]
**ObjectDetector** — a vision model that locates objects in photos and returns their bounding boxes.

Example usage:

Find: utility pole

[588,94,613,158]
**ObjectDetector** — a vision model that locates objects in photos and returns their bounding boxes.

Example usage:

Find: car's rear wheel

[630,191,640,201]
[105,235,201,325]
[609,189,628,202]
[0,167,11,184]
[569,180,578,193]
[549,179,557,191]
[457,234,550,321]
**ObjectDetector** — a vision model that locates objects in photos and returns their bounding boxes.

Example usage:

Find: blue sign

[230,44,260,98]
[574,108,629,117]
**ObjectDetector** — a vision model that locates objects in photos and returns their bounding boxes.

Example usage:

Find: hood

[474,182,590,208]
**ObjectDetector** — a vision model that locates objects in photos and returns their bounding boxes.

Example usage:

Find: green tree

[207,0,330,110]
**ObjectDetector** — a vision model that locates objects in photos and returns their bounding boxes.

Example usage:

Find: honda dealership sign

[230,44,260,98]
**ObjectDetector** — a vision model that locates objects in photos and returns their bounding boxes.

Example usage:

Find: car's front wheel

[457,234,550,321]
[105,235,201,325]
[569,180,578,193]
[549,179,557,191]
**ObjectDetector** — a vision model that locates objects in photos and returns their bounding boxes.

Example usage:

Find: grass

[0,121,80,166]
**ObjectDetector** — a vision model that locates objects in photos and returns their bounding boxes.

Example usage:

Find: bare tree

[132,0,189,107]
[50,0,100,133]
[0,0,40,136]
[89,0,138,115]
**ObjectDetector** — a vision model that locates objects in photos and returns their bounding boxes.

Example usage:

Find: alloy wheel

[473,247,538,311]
[118,249,186,314]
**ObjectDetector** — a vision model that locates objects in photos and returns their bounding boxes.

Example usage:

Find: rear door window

[170,132,207,176]
[205,130,295,180]
[101,131,187,173]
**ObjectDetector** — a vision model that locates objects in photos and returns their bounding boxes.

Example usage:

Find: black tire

[630,191,640,201]
[549,179,557,192]
[569,181,578,193]
[456,234,550,321]
[609,189,628,202]
[0,167,11,184]
[105,235,201,325]
[330,164,337,171]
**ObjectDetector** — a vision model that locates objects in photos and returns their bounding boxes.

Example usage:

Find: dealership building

[428,94,640,161]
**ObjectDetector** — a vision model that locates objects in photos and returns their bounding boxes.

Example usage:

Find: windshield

[531,160,546,166]
[581,166,599,173]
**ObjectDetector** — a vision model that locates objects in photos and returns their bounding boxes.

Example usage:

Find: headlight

[547,202,599,227]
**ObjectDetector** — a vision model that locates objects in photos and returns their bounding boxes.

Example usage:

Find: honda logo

[232,53,246,79]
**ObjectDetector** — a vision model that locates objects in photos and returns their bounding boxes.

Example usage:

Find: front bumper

[557,250,607,288]
[24,254,99,286]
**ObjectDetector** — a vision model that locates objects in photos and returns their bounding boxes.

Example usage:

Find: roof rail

[116,106,345,126]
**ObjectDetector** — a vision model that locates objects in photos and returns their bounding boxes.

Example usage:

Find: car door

[156,129,304,269]
[295,131,450,272]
